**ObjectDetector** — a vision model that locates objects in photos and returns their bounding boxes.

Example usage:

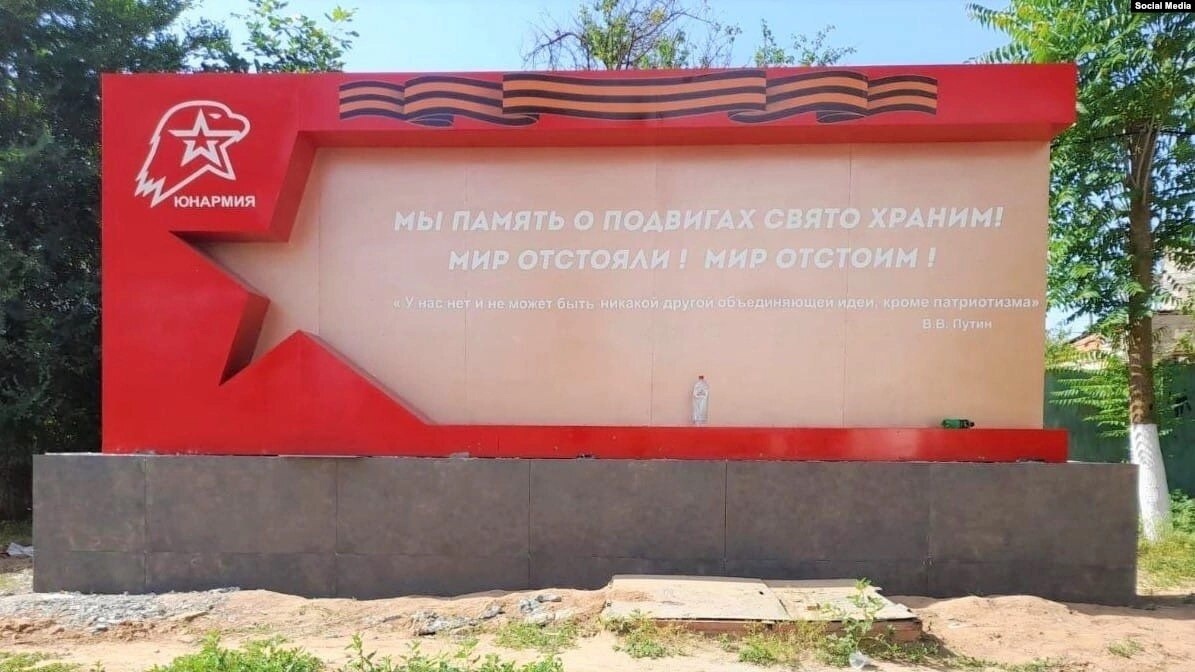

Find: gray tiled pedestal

[33,455,1137,604]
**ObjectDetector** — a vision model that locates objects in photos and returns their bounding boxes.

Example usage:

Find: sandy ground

[0,559,1192,672]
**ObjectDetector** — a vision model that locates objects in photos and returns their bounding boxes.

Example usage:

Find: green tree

[970,1,1195,539]
[525,0,854,71]
[233,0,357,73]
[753,21,855,67]
[1044,327,1084,368]
[0,0,355,518]
[526,0,741,69]
[1048,346,1186,439]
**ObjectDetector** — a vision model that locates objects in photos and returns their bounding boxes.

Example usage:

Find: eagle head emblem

[134,100,251,207]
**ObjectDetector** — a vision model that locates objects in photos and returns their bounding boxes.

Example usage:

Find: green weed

[999,660,1080,672]
[342,636,562,672]
[1139,531,1195,588]
[732,623,821,666]
[0,652,87,672]
[1106,638,1143,658]
[603,612,689,659]
[148,635,323,672]
[867,639,943,666]
[723,581,956,669]
[149,635,564,672]
[814,578,900,667]
[494,619,580,654]
[1139,491,1195,589]
[930,653,1081,672]
[735,634,787,666]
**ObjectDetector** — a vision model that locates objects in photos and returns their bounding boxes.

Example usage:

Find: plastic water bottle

[691,375,709,426]
[848,651,873,669]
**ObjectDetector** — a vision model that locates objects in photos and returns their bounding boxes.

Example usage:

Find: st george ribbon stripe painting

[337,69,939,126]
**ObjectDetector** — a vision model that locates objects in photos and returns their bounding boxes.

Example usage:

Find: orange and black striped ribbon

[338,69,937,126]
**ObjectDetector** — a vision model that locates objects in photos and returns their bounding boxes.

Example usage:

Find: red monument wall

[101,65,1076,459]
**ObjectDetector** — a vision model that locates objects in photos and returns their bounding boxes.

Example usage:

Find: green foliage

[1137,490,1195,587]
[803,643,1078,672]
[1044,328,1081,368]
[1047,325,1195,443]
[721,582,949,669]
[1138,529,1195,588]
[0,652,87,672]
[814,579,887,667]
[494,619,581,654]
[1172,489,1195,534]
[1042,329,1159,440]
[1050,352,1134,436]
[0,0,215,466]
[0,0,354,482]
[753,21,854,67]
[735,635,784,666]
[1048,348,1189,437]
[145,635,566,672]
[731,624,821,667]
[872,647,1079,672]
[948,658,1080,672]
[526,1,854,71]
[1000,661,1079,672]
[604,612,688,659]
[1106,638,1143,658]
[148,635,323,672]
[341,635,563,672]
[526,0,740,69]
[969,1,1195,429]
[233,0,358,73]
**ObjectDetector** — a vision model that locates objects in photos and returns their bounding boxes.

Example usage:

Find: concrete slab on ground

[603,575,789,621]
[765,579,917,622]
[602,575,920,638]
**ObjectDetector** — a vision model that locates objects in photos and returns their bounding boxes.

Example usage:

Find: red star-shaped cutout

[169,110,242,174]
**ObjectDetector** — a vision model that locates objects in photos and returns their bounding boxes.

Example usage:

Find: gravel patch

[0,588,235,631]
[410,599,505,635]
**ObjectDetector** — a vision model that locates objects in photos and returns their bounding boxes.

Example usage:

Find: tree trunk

[1128,315,1169,541]
[1126,126,1170,542]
